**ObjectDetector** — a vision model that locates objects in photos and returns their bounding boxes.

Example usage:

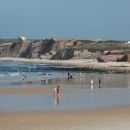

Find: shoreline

[1,57,130,73]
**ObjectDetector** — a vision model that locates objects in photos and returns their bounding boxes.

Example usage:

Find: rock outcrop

[0,38,130,62]
[52,48,74,60]
[9,40,32,57]
[0,43,11,57]
[97,55,129,62]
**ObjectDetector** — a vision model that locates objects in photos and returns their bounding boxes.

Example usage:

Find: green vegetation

[75,40,130,53]
[0,38,17,44]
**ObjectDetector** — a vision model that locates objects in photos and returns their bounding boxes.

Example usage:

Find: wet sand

[0,87,130,129]
[0,87,77,94]
[0,86,130,130]
[0,105,130,130]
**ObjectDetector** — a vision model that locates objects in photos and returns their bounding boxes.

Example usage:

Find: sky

[0,0,130,40]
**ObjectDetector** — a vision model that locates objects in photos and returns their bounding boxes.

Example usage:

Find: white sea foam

[8,72,20,76]
[0,74,5,77]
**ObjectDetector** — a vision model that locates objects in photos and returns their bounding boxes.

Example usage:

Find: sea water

[0,61,68,87]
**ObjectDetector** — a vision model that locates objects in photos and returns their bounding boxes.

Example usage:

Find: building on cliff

[18,36,26,43]
[128,41,130,44]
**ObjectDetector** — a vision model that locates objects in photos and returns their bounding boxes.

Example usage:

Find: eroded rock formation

[0,38,130,62]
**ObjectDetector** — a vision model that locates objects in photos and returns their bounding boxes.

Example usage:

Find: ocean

[0,61,68,87]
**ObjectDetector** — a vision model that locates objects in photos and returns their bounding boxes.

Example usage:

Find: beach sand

[0,87,130,129]
[0,105,130,130]
[0,86,130,130]
[0,57,130,130]
[0,87,78,94]
[0,87,130,130]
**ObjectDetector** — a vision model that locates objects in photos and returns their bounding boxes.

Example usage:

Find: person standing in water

[91,77,94,85]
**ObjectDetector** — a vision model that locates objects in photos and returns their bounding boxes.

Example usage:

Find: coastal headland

[1,38,130,73]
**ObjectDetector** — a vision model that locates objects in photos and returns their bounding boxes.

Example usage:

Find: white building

[18,36,26,42]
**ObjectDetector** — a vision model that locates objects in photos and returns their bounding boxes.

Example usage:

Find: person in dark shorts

[99,78,101,88]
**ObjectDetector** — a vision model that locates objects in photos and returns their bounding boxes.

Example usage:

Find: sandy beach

[0,86,130,130]
[0,105,129,130]
[0,58,130,130]
[1,57,130,73]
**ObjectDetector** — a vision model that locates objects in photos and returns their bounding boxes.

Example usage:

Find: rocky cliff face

[0,44,10,57]
[52,48,74,60]
[0,38,130,61]
[97,55,126,62]
[16,38,77,59]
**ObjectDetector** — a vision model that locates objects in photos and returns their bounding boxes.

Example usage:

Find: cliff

[0,38,130,62]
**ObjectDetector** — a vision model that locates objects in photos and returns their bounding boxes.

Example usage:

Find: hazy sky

[0,0,130,40]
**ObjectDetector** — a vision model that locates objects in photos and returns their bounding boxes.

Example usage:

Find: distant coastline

[1,57,130,73]
[1,37,130,73]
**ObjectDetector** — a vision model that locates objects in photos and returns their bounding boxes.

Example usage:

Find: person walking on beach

[90,77,94,90]
[99,78,101,88]
[91,77,94,85]
[68,72,70,80]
